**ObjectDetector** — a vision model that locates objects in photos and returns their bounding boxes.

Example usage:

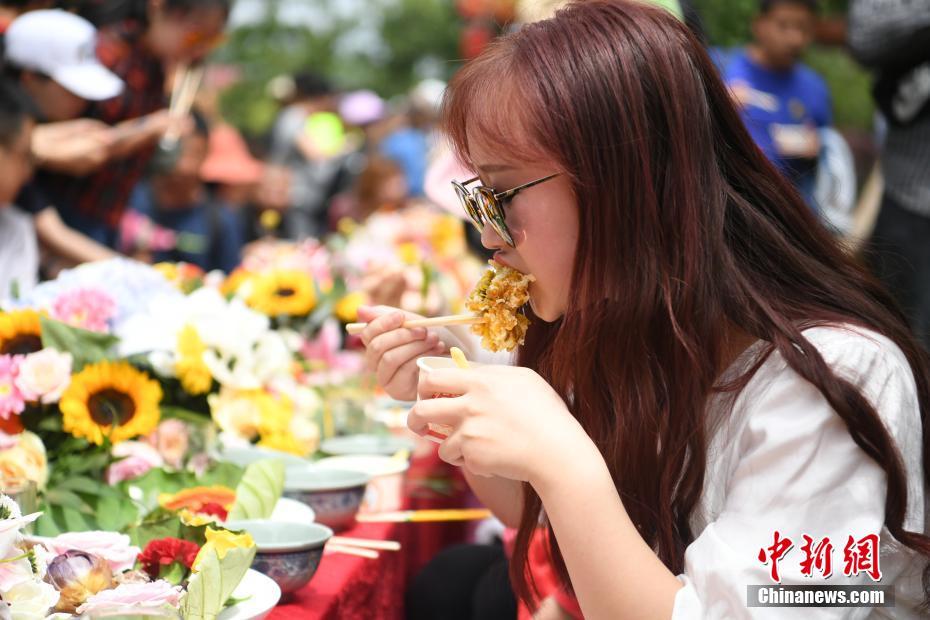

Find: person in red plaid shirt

[37,0,229,247]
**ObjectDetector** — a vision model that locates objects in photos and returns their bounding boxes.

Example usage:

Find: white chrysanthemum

[0,495,22,520]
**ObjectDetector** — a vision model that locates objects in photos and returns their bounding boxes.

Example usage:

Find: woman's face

[467,136,578,322]
[147,5,227,64]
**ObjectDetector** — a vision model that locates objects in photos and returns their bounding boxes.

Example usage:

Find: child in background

[122,111,243,272]
[0,80,38,298]
[723,0,831,210]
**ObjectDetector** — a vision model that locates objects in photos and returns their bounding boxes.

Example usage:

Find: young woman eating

[358,1,930,617]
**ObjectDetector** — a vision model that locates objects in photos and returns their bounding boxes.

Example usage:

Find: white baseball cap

[5,9,124,102]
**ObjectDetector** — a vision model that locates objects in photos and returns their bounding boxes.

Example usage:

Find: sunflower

[247,270,316,317]
[0,310,43,356]
[59,361,162,445]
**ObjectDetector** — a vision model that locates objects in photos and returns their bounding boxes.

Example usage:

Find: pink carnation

[51,288,117,333]
[0,355,25,420]
[77,579,182,615]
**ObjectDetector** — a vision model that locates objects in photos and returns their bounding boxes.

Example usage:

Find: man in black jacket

[849,0,930,349]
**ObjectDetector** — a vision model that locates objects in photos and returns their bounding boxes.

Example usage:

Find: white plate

[218,569,281,620]
[270,497,316,523]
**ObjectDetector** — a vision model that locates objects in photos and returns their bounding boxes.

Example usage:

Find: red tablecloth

[268,446,471,619]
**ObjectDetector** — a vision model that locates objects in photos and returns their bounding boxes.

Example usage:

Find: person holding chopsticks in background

[2,9,123,272]
[37,0,229,247]
[358,1,930,618]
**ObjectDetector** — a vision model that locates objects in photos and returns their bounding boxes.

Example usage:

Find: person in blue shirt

[125,111,244,273]
[723,0,831,210]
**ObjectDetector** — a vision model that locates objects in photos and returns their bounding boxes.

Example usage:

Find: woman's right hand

[357,305,448,401]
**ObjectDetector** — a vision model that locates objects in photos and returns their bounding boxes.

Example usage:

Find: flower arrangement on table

[0,458,284,618]
[0,259,315,526]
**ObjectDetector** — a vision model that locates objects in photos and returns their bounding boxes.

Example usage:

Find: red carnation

[139,537,201,580]
[197,502,229,521]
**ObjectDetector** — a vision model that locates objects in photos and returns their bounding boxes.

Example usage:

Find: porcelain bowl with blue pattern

[225,519,333,596]
[283,465,370,532]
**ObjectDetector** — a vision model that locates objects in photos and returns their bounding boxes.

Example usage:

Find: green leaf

[196,462,245,489]
[36,414,63,433]
[180,545,256,620]
[126,511,183,549]
[56,476,121,498]
[227,459,285,520]
[160,406,211,426]
[39,316,119,370]
[44,489,94,515]
[61,504,94,532]
[160,561,189,586]
[34,505,63,537]
[95,493,139,532]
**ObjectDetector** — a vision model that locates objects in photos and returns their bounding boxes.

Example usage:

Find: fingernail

[412,328,427,339]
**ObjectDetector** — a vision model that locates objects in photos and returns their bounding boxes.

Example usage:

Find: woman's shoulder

[737,323,921,434]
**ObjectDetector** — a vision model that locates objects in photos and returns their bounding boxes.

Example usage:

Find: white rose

[4,580,59,620]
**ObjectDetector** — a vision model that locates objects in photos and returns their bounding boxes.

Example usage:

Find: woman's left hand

[407,365,597,485]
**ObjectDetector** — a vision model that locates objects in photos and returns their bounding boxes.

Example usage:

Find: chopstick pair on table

[326,507,494,558]
[325,535,401,560]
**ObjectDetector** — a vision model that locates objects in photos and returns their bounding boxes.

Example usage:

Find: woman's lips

[493,252,514,269]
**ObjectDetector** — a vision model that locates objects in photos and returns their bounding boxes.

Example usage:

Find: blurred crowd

[0,0,928,348]
[0,0,473,294]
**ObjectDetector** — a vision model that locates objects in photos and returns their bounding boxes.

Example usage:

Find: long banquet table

[268,447,472,619]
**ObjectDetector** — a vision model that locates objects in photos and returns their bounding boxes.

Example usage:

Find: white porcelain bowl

[315,455,410,513]
[283,465,369,532]
[225,520,333,595]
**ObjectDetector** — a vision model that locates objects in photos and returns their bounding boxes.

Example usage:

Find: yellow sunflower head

[0,310,43,356]
[59,361,163,445]
[247,270,316,317]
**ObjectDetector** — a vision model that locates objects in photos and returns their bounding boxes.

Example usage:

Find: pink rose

[77,579,182,616]
[146,419,189,470]
[15,348,72,404]
[51,288,116,333]
[46,531,141,574]
[106,441,164,485]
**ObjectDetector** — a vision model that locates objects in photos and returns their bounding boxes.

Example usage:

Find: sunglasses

[451,173,559,247]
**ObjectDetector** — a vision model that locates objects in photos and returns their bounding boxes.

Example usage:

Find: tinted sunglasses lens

[475,188,514,246]
[454,184,484,230]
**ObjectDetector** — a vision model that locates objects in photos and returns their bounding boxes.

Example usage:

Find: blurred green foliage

[217,0,462,137]
[694,0,874,129]
[216,0,874,136]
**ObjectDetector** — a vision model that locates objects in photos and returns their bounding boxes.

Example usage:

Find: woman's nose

[480,223,507,251]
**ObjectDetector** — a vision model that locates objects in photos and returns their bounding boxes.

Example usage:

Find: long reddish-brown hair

[442,0,930,609]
